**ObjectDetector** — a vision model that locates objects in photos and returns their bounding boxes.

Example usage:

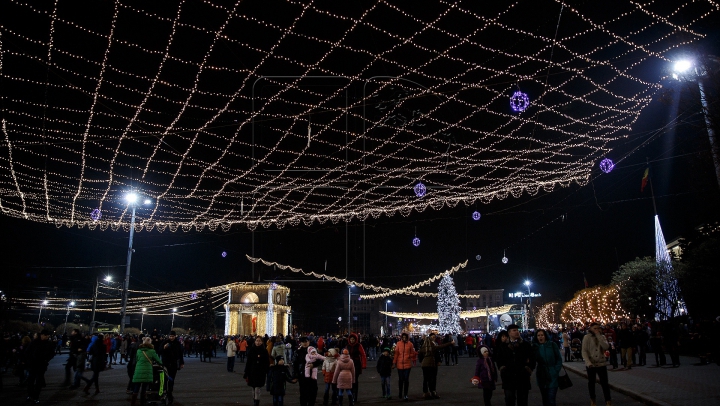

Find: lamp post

[141,308,147,333]
[347,285,354,334]
[672,58,720,190]
[524,280,532,329]
[63,301,75,335]
[385,299,391,334]
[119,193,151,335]
[170,308,177,331]
[38,300,48,324]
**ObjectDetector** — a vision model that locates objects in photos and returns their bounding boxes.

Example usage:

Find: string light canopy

[0,1,716,231]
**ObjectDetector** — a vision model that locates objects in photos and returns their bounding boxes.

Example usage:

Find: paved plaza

[5,350,709,406]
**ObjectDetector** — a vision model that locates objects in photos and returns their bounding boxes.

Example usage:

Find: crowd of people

[1,317,718,406]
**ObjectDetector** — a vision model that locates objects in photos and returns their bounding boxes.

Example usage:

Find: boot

[347,395,354,406]
[323,392,330,406]
[131,393,138,406]
[431,391,440,399]
[590,400,597,406]
[254,400,260,406]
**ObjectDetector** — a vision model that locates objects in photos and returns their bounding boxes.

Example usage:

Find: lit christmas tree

[437,273,463,334]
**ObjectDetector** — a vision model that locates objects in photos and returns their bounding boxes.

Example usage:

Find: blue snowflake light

[510,91,530,112]
[599,158,615,173]
[413,182,426,198]
[221,251,227,257]
[90,208,102,222]
[476,255,481,261]
[191,291,198,300]
[412,237,421,247]
[472,211,481,221]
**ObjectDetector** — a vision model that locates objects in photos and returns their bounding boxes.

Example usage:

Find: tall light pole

[672,58,720,190]
[170,308,177,331]
[385,299,391,335]
[524,280,532,329]
[63,301,75,335]
[38,300,48,324]
[347,285,354,334]
[141,308,147,333]
[119,193,151,335]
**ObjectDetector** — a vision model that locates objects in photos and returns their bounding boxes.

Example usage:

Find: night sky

[1,1,719,333]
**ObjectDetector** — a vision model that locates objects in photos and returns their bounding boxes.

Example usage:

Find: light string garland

[246,254,468,295]
[379,304,515,320]
[560,285,629,324]
[0,1,715,230]
[535,302,562,329]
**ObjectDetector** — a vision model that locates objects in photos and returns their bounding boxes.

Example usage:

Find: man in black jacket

[161,331,185,405]
[294,337,311,406]
[26,330,55,403]
[617,323,635,369]
[495,325,535,406]
[63,329,83,386]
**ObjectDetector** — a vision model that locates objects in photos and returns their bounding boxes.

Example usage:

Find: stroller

[570,338,583,361]
[146,365,171,404]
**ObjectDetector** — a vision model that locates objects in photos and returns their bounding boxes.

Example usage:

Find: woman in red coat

[332,349,355,406]
[392,333,416,401]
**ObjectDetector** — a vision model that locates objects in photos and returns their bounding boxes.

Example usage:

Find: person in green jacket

[532,329,562,406]
[131,337,163,406]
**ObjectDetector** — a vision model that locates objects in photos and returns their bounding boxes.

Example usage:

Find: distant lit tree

[437,274,462,334]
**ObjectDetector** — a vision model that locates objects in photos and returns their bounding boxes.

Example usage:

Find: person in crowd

[332,349,356,406]
[131,336,162,406]
[650,331,666,367]
[617,323,634,370]
[161,331,185,405]
[322,348,339,406]
[533,329,562,406]
[69,339,87,390]
[561,329,571,362]
[392,332,416,401]
[268,355,297,406]
[227,336,238,372]
[239,335,248,363]
[344,333,367,403]
[377,347,393,400]
[419,332,453,400]
[83,334,106,395]
[63,328,83,386]
[472,346,497,406]
[303,346,325,405]
[451,333,460,365]
[24,329,55,404]
[495,325,535,406]
[581,322,611,406]
[272,337,286,365]
[125,335,139,394]
[295,337,313,406]
[466,334,476,358]
[245,336,270,406]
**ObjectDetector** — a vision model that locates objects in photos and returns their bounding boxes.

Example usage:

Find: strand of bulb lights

[0,1,715,230]
[560,285,629,324]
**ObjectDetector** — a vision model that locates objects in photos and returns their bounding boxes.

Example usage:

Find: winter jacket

[472,354,497,390]
[533,341,562,389]
[226,340,237,357]
[271,342,285,361]
[321,354,338,384]
[268,364,296,396]
[132,344,162,383]
[332,353,356,390]
[305,346,325,380]
[582,333,609,368]
[239,340,248,352]
[160,339,184,369]
[87,336,107,372]
[392,339,416,370]
[244,344,270,387]
[293,345,308,379]
[25,338,55,372]
[376,354,393,377]
[419,337,452,368]
[495,339,536,391]
[344,333,367,376]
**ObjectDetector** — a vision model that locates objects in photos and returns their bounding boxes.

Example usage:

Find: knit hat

[382,347,391,353]
[507,324,520,331]
[480,346,489,355]
[342,349,349,355]
[169,331,177,336]
[328,348,338,357]
[299,336,309,343]
[308,346,316,354]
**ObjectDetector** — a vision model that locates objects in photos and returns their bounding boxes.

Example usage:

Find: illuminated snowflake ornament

[190,291,198,300]
[413,237,421,247]
[502,250,508,264]
[90,208,102,222]
[599,158,615,173]
[414,182,427,198]
[510,91,530,112]
[472,211,481,221]
[476,255,481,261]
[221,251,227,258]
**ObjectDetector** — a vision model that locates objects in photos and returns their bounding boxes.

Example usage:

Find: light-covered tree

[437,273,462,334]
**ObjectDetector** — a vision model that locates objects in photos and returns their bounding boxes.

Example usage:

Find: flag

[583,273,588,288]
[641,168,649,192]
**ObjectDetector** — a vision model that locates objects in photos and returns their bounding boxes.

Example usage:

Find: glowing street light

[141,308,147,333]
[385,299,392,335]
[170,308,177,331]
[119,192,152,334]
[63,301,75,334]
[38,300,48,324]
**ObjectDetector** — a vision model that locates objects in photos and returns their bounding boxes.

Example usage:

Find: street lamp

[63,301,75,335]
[38,300,48,324]
[672,58,720,190]
[347,285,354,334]
[385,300,391,335]
[141,308,147,333]
[524,280,532,329]
[119,192,151,334]
[170,308,177,331]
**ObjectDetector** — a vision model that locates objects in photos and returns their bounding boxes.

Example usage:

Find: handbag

[557,365,572,390]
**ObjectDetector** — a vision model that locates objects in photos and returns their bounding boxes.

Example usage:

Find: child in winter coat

[322,349,339,406]
[332,349,356,406]
[376,347,393,399]
[268,356,297,406]
[305,346,325,380]
[471,346,498,406]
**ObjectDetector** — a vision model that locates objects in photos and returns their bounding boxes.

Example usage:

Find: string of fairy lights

[15,282,287,317]
[0,1,715,230]
[560,285,629,324]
